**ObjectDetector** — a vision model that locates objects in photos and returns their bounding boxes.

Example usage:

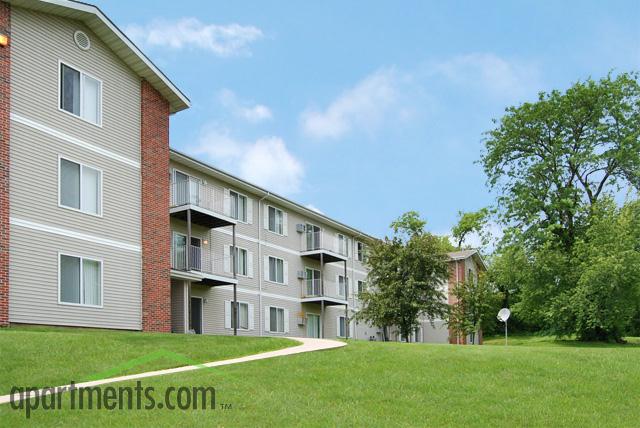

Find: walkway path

[0,337,346,405]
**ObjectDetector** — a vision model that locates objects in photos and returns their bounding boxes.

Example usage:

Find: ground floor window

[237,302,249,330]
[337,316,347,337]
[59,253,102,306]
[269,307,285,332]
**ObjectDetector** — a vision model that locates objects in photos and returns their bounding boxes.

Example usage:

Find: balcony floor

[170,269,238,287]
[300,295,348,306]
[170,205,236,229]
[300,249,347,264]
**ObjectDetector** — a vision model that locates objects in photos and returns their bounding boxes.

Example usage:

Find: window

[60,63,102,125]
[230,191,247,222]
[338,316,347,338]
[268,206,284,235]
[268,256,284,284]
[269,307,285,333]
[59,254,102,306]
[235,247,248,276]
[337,234,350,257]
[338,275,348,298]
[357,280,365,295]
[306,224,321,250]
[59,157,102,215]
[306,268,321,296]
[357,242,366,262]
[235,302,249,330]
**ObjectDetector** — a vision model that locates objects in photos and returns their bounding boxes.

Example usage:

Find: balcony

[170,178,236,229]
[300,230,348,264]
[300,278,348,306]
[171,242,237,287]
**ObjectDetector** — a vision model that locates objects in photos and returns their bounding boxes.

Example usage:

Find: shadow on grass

[483,334,640,348]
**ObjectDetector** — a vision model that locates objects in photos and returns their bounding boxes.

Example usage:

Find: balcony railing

[304,230,349,257]
[171,243,215,274]
[170,178,231,216]
[302,278,347,301]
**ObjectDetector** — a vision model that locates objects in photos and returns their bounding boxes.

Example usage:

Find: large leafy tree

[451,208,490,250]
[357,212,450,341]
[481,72,640,250]
[449,272,499,344]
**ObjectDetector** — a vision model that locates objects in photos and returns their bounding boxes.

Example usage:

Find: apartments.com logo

[8,349,229,418]
[9,381,217,418]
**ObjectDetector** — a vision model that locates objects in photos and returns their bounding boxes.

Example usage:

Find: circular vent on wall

[73,30,91,50]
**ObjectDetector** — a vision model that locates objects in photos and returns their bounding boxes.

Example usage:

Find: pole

[505,319,508,346]
[232,224,237,336]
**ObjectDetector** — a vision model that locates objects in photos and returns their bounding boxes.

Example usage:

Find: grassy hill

[1,328,638,426]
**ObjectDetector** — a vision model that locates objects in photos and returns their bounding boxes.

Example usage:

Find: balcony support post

[232,224,237,336]
[186,209,192,270]
[344,259,349,340]
[320,253,325,338]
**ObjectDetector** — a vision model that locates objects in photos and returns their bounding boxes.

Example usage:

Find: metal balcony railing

[304,230,349,257]
[170,178,231,216]
[171,243,214,274]
[302,278,347,301]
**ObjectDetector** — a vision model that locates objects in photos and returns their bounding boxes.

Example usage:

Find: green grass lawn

[0,325,295,394]
[1,333,638,427]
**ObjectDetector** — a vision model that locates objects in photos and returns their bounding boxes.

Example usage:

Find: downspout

[257,192,270,336]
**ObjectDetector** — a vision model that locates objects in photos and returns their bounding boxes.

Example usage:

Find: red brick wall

[140,80,171,332]
[0,2,10,327]
[448,260,466,344]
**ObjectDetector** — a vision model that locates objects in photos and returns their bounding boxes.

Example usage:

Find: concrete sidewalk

[0,337,346,405]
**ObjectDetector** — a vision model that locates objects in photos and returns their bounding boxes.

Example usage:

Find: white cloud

[219,89,273,123]
[431,53,540,99]
[125,18,263,56]
[190,127,303,195]
[305,204,324,214]
[300,68,403,139]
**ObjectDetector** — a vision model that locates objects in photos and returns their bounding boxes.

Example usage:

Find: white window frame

[338,274,348,298]
[234,246,249,277]
[267,205,284,235]
[58,60,103,127]
[337,233,349,257]
[267,255,285,284]
[305,267,321,296]
[357,280,365,295]
[57,252,104,308]
[58,155,103,217]
[357,241,365,262]
[337,316,347,338]
[233,301,250,331]
[268,306,286,333]
[229,190,249,223]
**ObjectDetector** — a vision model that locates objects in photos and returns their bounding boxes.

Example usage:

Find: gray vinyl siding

[10,7,141,162]
[8,7,142,329]
[171,280,186,333]
[9,226,141,330]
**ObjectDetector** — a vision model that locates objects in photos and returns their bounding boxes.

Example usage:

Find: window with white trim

[338,316,347,338]
[337,234,350,257]
[268,206,284,235]
[269,306,285,333]
[357,280,365,295]
[59,254,102,306]
[235,247,248,276]
[60,63,102,125]
[268,256,284,284]
[59,157,102,215]
[357,241,366,262]
[338,275,348,298]
[230,191,247,222]
[234,302,249,330]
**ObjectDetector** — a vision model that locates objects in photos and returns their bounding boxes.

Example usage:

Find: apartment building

[0,0,374,339]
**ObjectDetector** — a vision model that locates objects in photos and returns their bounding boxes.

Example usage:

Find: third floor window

[60,63,102,126]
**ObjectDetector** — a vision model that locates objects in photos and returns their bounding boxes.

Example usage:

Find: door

[306,268,321,296]
[174,170,190,206]
[190,237,202,271]
[190,297,203,334]
[306,224,321,250]
[172,233,187,270]
[307,314,320,338]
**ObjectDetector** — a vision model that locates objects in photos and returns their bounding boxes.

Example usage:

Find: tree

[449,272,499,344]
[481,72,640,250]
[357,212,450,341]
[451,208,490,249]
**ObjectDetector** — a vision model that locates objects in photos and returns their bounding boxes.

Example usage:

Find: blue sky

[102,0,639,239]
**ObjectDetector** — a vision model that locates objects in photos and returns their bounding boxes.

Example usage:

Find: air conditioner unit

[296,223,306,233]
[297,270,306,279]
[297,317,306,326]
